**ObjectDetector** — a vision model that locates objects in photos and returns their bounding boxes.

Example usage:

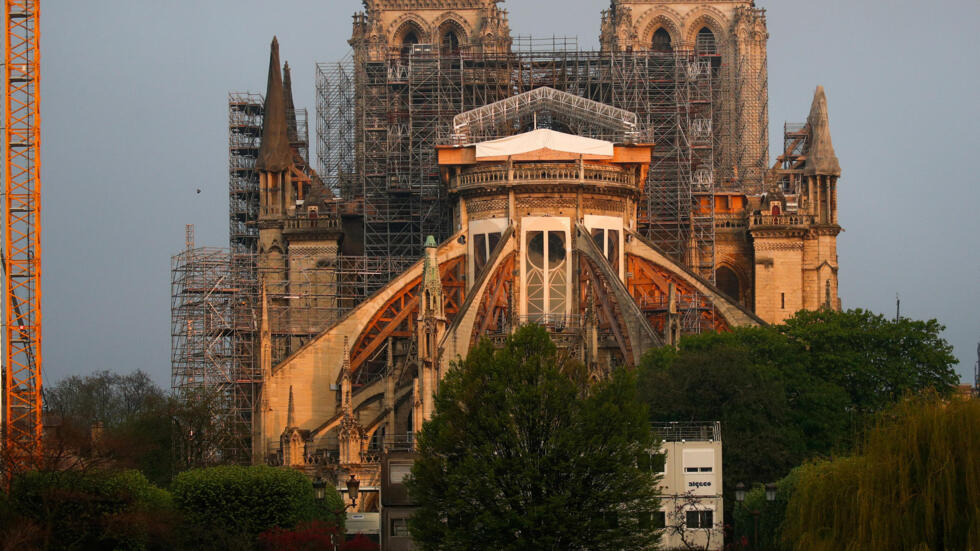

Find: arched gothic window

[696,27,717,56]
[716,266,741,304]
[401,30,420,57]
[441,29,461,54]
[526,230,568,322]
[652,28,673,52]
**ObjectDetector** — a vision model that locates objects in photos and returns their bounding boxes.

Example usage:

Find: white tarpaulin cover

[475,129,614,159]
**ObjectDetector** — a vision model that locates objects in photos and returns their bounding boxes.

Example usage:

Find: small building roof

[475,128,615,160]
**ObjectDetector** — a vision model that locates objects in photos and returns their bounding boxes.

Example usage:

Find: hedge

[171,465,319,538]
[9,469,174,550]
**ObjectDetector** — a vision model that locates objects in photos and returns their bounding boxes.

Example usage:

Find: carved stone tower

[416,236,446,423]
[350,0,512,61]
[256,38,343,361]
[600,0,769,189]
[257,37,292,301]
[751,86,842,323]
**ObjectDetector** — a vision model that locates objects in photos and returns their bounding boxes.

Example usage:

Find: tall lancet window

[524,228,568,322]
[652,28,673,53]
[584,215,624,278]
[696,27,717,56]
[441,29,461,54]
[401,30,420,57]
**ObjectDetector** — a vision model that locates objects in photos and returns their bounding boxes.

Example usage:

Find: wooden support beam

[351,296,420,372]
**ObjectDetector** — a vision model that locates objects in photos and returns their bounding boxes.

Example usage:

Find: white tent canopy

[475,129,614,159]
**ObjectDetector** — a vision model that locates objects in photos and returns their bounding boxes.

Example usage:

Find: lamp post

[735,482,750,549]
[735,482,777,549]
[346,473,360,509]
[765,483,777,502]
[313,476,327,502]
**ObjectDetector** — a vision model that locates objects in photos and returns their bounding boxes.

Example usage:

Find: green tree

[408,325,661,551]
[779,309,959,415]
[781,394,980,550]
[638,335,821,494]
[45,370,166,429]
[43,371,175,484]
[638,309,959,495]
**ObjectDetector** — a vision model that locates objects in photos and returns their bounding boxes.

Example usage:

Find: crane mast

[2,0,41,477]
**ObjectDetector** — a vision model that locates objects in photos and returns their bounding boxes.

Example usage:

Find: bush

[258,520,340,551]
[341,534,381,551]
[8,469,174,550]
[315,481,347,533]
[172,465,318,540]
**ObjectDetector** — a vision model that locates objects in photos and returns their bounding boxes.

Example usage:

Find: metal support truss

[452,86,643,144]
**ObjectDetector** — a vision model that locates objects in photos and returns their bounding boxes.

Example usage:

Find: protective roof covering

[475,129,614,159]
[453,86,643,144]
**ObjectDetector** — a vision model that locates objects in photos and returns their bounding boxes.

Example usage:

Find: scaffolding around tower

[316,44,735,318]
[170,228,256,465]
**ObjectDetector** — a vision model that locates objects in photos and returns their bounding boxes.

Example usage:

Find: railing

[749,213,813,227]
[651,421,721,442]
[715,214,748,229]
[360,449,383,464]
[283,216,343,232]
[266,448,339,467]
[482,314,586,335]
[457,163,636,189]
[383,434,416,452]
[307,449,339,466]
[480,315,586,349]
[634,295,711,312]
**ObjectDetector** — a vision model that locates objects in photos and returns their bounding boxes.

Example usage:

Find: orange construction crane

[2,0,42,477]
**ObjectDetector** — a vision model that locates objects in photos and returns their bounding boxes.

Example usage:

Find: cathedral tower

[751,86,842,323]
[350,0,512,60]
[601,0,769,189]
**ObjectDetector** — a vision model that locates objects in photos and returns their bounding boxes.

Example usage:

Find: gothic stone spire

[805,85,840,176]
[256,37,293,172]
[286,385,296,428]
[283,61,299,144]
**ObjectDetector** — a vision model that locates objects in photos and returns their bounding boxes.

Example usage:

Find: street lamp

[765,483,777,502]
[735,482,746,503]
[346,473,360,509]
[313,476,327,502]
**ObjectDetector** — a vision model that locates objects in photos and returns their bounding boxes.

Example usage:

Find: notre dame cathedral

[178,1,845,546]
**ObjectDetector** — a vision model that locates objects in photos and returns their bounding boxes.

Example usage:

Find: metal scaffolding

[316,44,749,286]
[171,230,417,462]
[171,227,255,465]
[228,92,263,259]
[173,28,771,460]
[732,6,770,193]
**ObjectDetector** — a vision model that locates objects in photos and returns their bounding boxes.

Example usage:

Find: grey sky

[41,0,979,387]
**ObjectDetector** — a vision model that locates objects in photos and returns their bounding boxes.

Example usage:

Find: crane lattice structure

[2,0,42,478]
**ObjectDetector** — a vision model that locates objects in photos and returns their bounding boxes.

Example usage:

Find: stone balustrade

[749,213,813,227]
[456,162,636,189]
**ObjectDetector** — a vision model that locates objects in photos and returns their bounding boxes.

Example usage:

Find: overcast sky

[41,0,978,387]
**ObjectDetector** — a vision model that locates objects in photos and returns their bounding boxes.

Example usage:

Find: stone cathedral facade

[249,0,843,522]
